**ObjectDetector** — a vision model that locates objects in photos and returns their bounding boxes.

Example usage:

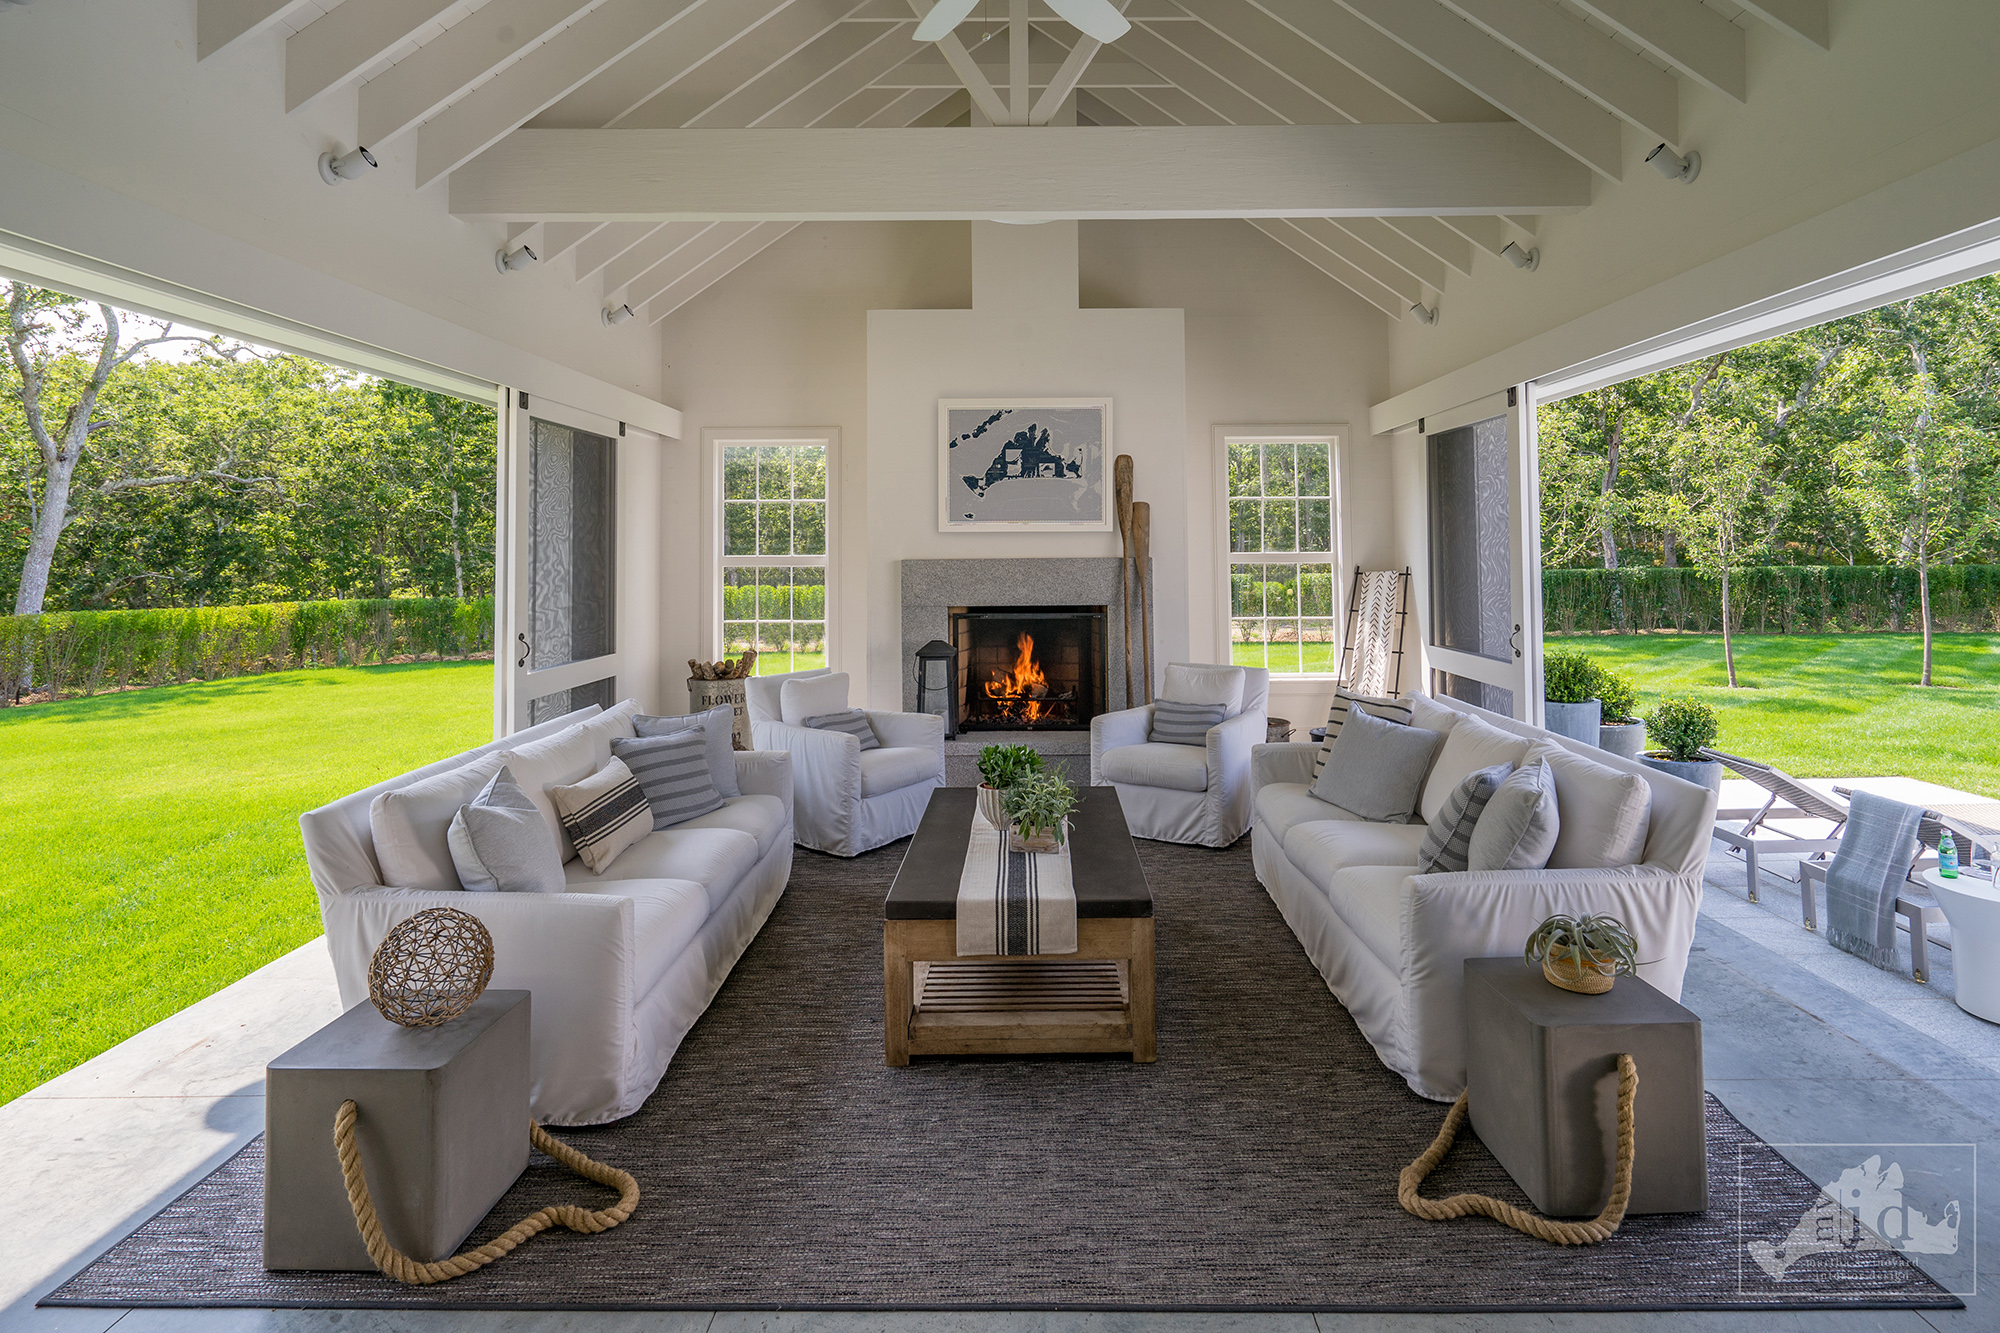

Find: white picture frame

[937,398,1114,532]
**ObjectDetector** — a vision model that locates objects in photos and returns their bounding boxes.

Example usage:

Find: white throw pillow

[1418,712,1534,826]
[496,700,639,864]
[1532,742,1654,869]
[447,765,566,893]
[780,671,850,726]
[1162,663,1247,716]
[1406,692,1463,739]
[369,752,505,891]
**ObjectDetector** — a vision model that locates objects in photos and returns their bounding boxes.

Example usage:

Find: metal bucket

[687,677,751,751]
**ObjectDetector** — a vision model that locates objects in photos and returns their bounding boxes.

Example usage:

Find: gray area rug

[47,835,1959,1312]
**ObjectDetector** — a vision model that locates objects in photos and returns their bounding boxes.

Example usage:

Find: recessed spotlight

[495,244,540,273]
[1502,242,1540,272]
[317,146,377,186]
[1411,302,1438,325]
[1645,143,1701,183]
[602,303,635,327]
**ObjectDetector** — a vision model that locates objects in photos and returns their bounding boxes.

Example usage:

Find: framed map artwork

[937,398,1114,532]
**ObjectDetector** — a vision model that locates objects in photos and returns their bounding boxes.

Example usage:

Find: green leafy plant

[1543,646,1598,704]
[1591,662,1641,725]
[1524,913,1640,978]
[976,743,1045,789]
[1645,693,1719,762]
[1002,771,1077,846]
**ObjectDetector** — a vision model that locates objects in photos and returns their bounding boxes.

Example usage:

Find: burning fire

[985,631,1052,721]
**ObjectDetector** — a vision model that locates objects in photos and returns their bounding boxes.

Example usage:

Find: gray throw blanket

[1824,790,1923,968]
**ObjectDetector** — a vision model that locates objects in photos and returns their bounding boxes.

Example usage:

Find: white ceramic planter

[1640,753,1725,793]
[976,784,1007,830]
[1542,699,1602,745]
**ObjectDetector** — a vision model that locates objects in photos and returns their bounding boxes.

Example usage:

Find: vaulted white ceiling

[201,0,1830,324]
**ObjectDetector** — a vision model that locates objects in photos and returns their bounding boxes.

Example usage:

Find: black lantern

[914,638,959,739]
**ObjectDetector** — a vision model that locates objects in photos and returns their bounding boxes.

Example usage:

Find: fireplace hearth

[951,606,1106,733]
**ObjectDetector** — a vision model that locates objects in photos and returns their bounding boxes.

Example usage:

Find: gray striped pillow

[611,730,726,830]
[1150,698,1227,746]
[1417,762,1513,874]
[1311,688,1413,780]
[803,708,880,752]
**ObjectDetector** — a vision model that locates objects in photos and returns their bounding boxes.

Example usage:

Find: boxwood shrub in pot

[1640,694,1723,791]
[1593,664,1648,760]
[1541,647,1602,745]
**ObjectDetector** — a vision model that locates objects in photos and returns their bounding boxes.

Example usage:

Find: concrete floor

[2,843,1993,1333]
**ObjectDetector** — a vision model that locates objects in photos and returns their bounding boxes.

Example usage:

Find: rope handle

[1399,1052,1637,1246]
[334,1098,640,1285]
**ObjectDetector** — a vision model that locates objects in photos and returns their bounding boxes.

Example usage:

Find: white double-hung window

[714,432,831,675]
[1223,432,1341,675]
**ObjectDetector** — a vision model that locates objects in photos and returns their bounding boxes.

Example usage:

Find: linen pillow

[779,671,850,726]
[369,752,506,892]
[1465,757,1560,872]
[446,765,565,894]
[1406,692,1463,740]
[612,730,728,829]
[1417,711,1535,825]
[1416,761,1512,875]
[1161,663,1247,716]
[1310,688,1414,781]
[549,757,652,875]
[635,704,740,797]
[803,708,881,752]
[496,701,641,863]
[1310,703,1443,822]
[1150,698,1227,746]
[1532,742,1654,869]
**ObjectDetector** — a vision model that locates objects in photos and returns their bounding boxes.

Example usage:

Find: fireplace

[951,605,1106,732]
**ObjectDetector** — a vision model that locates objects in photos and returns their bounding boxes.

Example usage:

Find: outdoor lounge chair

[1799,791,1952,982]
[1701,747,1849,914]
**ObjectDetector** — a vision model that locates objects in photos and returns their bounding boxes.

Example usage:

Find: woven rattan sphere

[368,907,495,1028]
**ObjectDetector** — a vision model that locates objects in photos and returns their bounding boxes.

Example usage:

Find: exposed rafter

[197,0,317,62]
[906,0,1011,124]
[1566,0,1746,103]
[616,0,882,129]
[286,0,456,113]
[1736,0,1829,50]
[1433,0,1678,144]
[1246,220,1406,318]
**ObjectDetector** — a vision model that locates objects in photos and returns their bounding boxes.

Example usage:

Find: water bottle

[1939,829,1959,879]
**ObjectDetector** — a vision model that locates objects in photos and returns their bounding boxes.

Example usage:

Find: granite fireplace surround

[901,557,1152,786]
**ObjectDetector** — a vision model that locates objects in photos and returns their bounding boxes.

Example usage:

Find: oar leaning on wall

[1115,454,1134,706]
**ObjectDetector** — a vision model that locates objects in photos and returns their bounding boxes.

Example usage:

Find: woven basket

[1542,955,1616,995]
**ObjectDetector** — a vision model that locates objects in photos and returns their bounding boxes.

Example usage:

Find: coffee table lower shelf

[883,918,1155,1065]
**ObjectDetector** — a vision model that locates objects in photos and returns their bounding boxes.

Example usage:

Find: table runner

[955,808,1078,956]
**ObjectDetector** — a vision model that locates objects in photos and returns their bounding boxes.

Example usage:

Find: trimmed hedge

[0,597,493,704]
[721,584,826,623]
[1543,566,2000,635]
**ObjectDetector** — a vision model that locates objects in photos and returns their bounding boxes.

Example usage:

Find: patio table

[1920,868,2000,1024]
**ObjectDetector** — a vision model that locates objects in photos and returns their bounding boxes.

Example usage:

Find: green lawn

[0,662,492,1105]
[1558,633,2000,799]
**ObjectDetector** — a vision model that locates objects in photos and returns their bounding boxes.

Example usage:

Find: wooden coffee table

[883,786,1156,1066]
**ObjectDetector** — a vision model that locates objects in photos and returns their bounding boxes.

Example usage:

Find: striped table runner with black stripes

[954,806,1078,957]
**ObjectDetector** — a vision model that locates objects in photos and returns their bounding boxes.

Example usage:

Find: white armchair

[746,667,945,857]
[1090,667,1270,847]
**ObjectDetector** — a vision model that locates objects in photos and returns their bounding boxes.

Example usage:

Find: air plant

[1524,913,1641,993]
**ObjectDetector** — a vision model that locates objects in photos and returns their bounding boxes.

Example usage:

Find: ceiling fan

[914,0,1131,45]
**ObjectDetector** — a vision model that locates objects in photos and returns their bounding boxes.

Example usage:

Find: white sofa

[299,703,794,1125]
[1090,668,1271,847]
[746,667,945,857]
[1250,693,1717,1102]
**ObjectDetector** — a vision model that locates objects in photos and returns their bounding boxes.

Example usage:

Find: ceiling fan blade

[914,0,981,43]
[1044,0,1131,44]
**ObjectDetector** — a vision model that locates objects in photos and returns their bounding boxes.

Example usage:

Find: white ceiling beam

[1080,86,1174,125]
[860,86,963,124]
[1566,0,1745,103]
[574,222,667,281]
[1330,0,1622,179]
[1246,219,1404,318]
[1167,0,1408,126]
[1121,86,1224,124]
[907,0,1013,125]
[1735,0,1829,50]
[1327,217,1449,291]
[1115,23,1286,123]
[1129,13,1347,125]
[528,0,797,129]
[603,223,718,294]
[1435,212,1532,257]
[542,221,607,261]
[753,20,929,126]
[413,0,708,187]
[1030,0,1132,125]
[450,123,1594,219]
[1075,89,1135,125]
[198,0,317,61]
[1380,216,1473,276]
[645,224,802,323]
[1245,0,1506,125]
[1286,219,1423,304]
[357,0,608,149]
[624,224,748,308]
[621,0,879,129]
[874,58,1166,88]
[286,0,458,114]
[1009,0,1031,124]
[1433,0,1677,144]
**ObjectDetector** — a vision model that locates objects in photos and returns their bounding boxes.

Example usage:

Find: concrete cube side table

[264,990,530,1271]
[1464,958,1706,1219]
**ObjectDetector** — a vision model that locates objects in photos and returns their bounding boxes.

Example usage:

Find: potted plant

[1525,912,1641,995]
[1002,770,1077,854]
[975,743,1044,829]
[1592,663,1647,760]
[1641,693,1724,791]
[1541,646,1602,745]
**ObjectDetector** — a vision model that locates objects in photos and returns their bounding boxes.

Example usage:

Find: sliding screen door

[1421,390,1543,723]
[497,395,620,734]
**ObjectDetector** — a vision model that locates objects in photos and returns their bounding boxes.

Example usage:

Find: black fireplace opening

[950,605,1107,732]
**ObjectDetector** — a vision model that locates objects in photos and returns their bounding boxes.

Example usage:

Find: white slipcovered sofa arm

[752,718,862,851]
[864,709,946,755]
[1395,864,1704,1100]
[1204,706,1267,846]
[1090,705,1154,784]
[317,886,639,1125]
[1252,741,1318,791]
[733,749,794,828]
